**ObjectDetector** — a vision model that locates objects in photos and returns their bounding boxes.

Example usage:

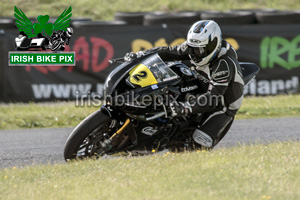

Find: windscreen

[141,54,179,83]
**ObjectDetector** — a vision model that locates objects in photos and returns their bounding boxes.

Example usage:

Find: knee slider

[192,129,214,148]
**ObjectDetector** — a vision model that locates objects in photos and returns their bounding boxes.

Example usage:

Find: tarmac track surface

[0,117,299,168]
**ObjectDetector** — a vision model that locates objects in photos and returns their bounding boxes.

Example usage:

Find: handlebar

[109,57,125,64]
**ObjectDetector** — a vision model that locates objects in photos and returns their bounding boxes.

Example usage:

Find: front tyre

[51,40,61,51]
[63,110,114,161]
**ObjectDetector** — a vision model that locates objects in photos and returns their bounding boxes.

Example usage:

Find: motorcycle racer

[48,27,73,51]
[124,20,244,149]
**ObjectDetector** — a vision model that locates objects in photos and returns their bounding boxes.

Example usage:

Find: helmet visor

[188,37,218,62]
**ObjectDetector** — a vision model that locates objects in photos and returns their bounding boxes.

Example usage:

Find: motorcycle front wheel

[63,110,115,161]
[51,40,61,51]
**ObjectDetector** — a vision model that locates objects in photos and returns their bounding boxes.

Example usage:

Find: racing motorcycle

[49,31,67,51]
[64,53,260,161]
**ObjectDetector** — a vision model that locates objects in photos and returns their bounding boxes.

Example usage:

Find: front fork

[100,118,131,152]
[100,105,131,152]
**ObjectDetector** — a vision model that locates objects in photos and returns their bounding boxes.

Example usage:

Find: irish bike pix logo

[9,6,75,66]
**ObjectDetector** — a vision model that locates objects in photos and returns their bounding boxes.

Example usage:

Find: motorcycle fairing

[104,54,155,97]
[128,54,179,88]
[129,64,158,87]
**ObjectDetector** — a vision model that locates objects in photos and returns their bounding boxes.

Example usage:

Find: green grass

[0,0,299,20]
[237,95,300,119]
[0,102,93,130]
[0,95,300,130]
[0,141,299,200]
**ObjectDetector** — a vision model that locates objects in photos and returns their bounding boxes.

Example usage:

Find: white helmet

[66,27,73,38]
[187,20,222,66]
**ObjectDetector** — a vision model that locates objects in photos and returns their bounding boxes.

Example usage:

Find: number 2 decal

[132,71,147,82]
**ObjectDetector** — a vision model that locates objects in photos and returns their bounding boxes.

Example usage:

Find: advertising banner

[0,24,300,102]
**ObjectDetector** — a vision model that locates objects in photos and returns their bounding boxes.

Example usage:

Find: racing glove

[124,51,144,62]
[170,101,192,117]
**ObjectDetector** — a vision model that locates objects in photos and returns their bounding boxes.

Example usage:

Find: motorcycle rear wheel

[63,110,114,161]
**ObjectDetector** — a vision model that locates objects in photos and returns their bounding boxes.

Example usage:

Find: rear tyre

[41,39,48,50]
[255,11,300,24]
[63,110,113,161]
[200,11,256,25]
[143,11,200,26]
[114,12,146,25]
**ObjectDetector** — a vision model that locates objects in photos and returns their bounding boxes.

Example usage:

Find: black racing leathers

[140,40,244,147]
[141,40,244,116]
